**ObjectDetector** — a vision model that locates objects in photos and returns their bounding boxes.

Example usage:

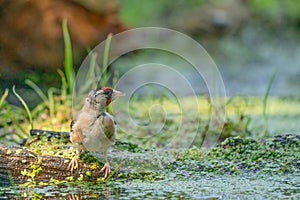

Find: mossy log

[0,144,109,184]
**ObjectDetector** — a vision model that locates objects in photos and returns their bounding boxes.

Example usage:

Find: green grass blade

[48,88,55,118]
[62,19,74,93]
[0,88,9,109]
[57,69,68,101]
[112,69,119,88]
[25,79,48,103]
[100,33,112,87]
[89,52,99,89]
[47,87,60,118]
[263,70,277,135]
[79,52,99,94]
[12,86,33,130]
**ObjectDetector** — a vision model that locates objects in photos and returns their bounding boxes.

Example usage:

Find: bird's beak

[112,90,125,100]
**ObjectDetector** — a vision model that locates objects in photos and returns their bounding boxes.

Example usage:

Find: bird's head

[95,87,125,106]
[86,87,125,111]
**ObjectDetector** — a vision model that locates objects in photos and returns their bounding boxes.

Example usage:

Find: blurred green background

[119,0,300,96]
[1,0,300,103]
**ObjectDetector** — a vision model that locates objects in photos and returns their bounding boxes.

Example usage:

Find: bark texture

[0,144,108,184]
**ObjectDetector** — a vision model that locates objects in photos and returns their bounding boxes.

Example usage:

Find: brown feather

[70,120,74,132]
[101,115,115,142]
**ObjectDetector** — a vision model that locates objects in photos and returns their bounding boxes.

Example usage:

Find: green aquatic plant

[12,86,33,131]
[57,69,68,101]
[25,80,48,103]
[100,33,113,87]
[62,19,74,94]
[263,70,277,136]
[25,73,71,120]
[0,89,9,110]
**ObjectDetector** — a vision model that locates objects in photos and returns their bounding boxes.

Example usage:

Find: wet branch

[0,144,107,183]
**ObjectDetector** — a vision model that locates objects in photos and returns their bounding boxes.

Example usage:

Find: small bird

[68,87,124,178]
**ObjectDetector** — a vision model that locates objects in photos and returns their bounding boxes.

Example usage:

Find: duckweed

[169,135,300,175]
[2,134,298,199]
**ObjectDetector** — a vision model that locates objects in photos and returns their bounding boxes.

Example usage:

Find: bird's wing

[70,119,75,132]
[100,112,116,142]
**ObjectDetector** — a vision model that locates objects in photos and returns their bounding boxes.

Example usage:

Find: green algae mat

[0,134,299,199]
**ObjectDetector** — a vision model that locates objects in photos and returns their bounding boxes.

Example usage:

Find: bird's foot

[68,154,79,174]
[100,162,111,179]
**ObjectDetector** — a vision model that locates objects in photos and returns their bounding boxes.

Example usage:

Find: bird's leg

[100,162,111,179]
[100,152,111,179]
[68,149,80,173]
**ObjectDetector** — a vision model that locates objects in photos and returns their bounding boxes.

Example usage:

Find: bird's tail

[20,129,71,146]
[30,129,70,138]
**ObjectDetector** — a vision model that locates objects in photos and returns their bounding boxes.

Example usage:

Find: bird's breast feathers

[70,111,116,152]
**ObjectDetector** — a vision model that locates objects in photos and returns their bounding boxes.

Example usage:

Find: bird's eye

[103,90,112,96]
